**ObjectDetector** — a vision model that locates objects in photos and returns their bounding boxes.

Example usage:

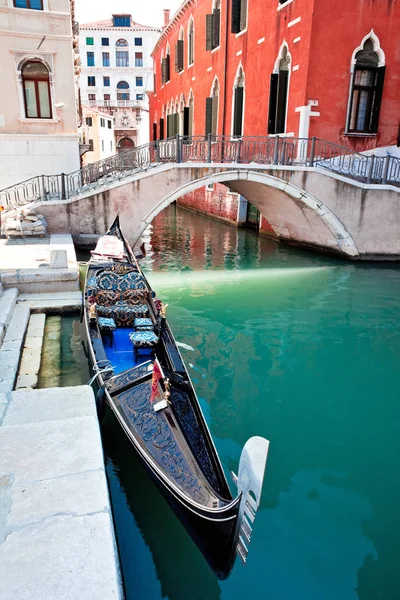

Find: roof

[81,104,114,119]
[80,17,161,31]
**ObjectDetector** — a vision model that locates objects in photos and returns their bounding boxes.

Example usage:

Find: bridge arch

[139,170,359,258]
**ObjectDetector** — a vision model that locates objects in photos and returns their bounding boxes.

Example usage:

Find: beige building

[80,105,115,165]
[0,0,80,190]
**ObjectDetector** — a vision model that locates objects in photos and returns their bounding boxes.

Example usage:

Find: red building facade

[149,0,400,229]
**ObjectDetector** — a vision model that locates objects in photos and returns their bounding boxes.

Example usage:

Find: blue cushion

[129,330,159,348]
[134,318,154,329]
[98,317,116,330]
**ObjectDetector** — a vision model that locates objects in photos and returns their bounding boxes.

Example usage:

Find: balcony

[87,100,146,109]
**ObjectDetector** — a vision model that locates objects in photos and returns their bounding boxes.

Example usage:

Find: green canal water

[68,205,399,599]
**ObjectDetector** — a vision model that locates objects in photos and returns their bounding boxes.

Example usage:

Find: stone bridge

[2,136,400,259]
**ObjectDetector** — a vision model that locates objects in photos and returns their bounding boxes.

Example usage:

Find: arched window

[188,18,194,66]
[206,78,219,136]
[117,81,130,101]
[268,44,291,134]
[187,91,194,138]
[22,60,51,119]
[116,39,129,67]
[347,38,385,134]
[232,66,244,137]
[206,0,220,50]
[162,46,170,84]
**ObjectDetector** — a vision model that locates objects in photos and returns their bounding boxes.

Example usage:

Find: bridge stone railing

[1,135,399,209]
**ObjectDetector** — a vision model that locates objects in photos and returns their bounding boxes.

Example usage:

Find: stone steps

[0,288,19,345]
[0,304,30,393]
[36,316,62,389]
[15,314,46,390]
[17,291,82,313]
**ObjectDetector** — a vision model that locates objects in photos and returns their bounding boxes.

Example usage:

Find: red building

[149,0,400,231]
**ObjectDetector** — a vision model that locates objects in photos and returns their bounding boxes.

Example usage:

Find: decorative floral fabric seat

[88,270,149,327]
[98,317,117,331]
[129,330,159,353]
[133,317,154,331]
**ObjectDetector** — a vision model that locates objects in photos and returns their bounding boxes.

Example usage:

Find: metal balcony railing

[1,135,399,209]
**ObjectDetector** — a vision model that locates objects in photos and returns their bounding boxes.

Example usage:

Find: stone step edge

[0,288,19,347]
[0,303,30,394]
[15,313,47,390]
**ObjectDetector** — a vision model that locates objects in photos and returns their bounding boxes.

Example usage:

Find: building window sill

[277,0,295,11]
[235,28,247,39]
[18,117,59,124]
[343,132,377,138]
[211,46,220,54]
[267,132,295,138]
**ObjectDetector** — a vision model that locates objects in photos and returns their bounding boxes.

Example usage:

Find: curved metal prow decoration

[231,436,270,565]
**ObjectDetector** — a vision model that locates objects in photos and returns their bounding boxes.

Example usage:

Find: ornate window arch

[117,80,130,101]
[206,76,220,136]
[21,60,52,119]
[116,39,129,47]
[232,64,244,137]
[346,33,386,134]
[268,42,291,134]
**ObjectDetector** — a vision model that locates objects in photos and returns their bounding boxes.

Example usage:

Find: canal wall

[22,163,400,260]
[0,385,123,600]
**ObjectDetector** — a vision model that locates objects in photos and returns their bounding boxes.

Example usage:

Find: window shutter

[268,73,279,134]
[175,42,180,72]
[205,97,213,135]
[177,40,184,71]
[211,96,218,135]
[276,70,289,134]
[213,9,220,48]
[161,58,167,84]
[206,14,214,51]
[160,118,164,139]
[231,0,241,34]
[233,87,244,137]
[371,66,386,133]
[183,107,190,137]
[166,55,170,82]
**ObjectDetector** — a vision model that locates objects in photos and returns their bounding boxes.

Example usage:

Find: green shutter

[211,96,218,135]
[175,42,180,72]
[276,70,288,134]
[233,87,244,137]
[213,9,220,48]
[205,97,213,135]
[371,66,386,133]
[177,40,184,71]
[268,73,278,134]
[161,58,167,84]
[231,0,241,34]
[206,14,213,51]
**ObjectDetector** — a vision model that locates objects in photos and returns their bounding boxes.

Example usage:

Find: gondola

[83,215,270,579]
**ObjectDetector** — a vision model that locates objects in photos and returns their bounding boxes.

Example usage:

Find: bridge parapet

[1,136,399,210]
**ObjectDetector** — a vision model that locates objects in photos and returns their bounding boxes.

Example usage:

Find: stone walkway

[0,234,80,293]
[0,386,122,600]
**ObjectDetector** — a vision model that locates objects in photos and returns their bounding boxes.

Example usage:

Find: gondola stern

[231,436,270,566]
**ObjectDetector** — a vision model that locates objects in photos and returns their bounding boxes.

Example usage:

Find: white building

[80,105,115,165]
[79,13,162,149]
[0,0,80,190]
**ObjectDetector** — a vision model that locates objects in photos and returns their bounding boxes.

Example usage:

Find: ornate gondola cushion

[134,317,154,330]
[87,276,98,298]
[98,317,117,331]
[96,290,119,307]
[129,330,159,348]
[97,301,148,327]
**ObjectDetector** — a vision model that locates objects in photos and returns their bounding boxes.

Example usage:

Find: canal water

[68,205,399,599]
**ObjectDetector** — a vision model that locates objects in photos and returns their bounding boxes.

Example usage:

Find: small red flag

[150,359,164,403]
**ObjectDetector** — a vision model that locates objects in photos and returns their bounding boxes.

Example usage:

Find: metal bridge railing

[1,135,399,209]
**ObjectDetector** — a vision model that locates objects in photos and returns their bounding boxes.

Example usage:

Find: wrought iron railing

[1,136,399,209]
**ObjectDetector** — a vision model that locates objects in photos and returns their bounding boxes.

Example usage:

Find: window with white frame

[346,38,385,134]
[231,0,247,34]
[21,60,52,119]
[206,0,220,50]
[232,67,244,137]
[268,45,290,134]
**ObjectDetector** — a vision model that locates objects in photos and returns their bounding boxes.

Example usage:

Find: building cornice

[151,0,195,57]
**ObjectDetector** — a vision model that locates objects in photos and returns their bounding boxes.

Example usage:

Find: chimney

[163,9,170,27]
